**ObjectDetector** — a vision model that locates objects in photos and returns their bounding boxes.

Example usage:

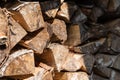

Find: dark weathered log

[108,0,120,12]
[40,1,60,19]
[110,70,120,80]
[92,74,109,80]
[95,53,116,67]
[71,38,106,54]
[111,55,120,70]
[71,9,87,24]
[10,2,45,32]
[93,65,112,78]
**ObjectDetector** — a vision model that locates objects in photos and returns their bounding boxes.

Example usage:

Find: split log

[50,19,67,43]
[93,65,112,78]
[40,1,60,19]
[70,38,106,54]
[108,0,120,12]
[9,17,27,49]
[0,49,34,77]
[56,2,78,23]
[105,19,120,36]
[53,72,89,80]
[92,74,109,80]
[95,53,117,67]
[62,53,94,74]
[110,70,120,80]
[71,9,87,24]
[93,0,109,11]
[19,25,52,54]
[111,55,120,70]
[65,24,93,47]
[40,43,94,73]
[89,7,104,22]
[10,2,45,32]
[0,8,10,67]
[24,63,53,80]
[109,34,120,53]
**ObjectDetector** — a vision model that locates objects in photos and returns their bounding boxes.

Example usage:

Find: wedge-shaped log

[53,72,89,80]
[10,2,45,32]
[9,17,27,49]
[56,2,78,23]
[65,24,93,46]
[20,26,52,54]
[24,63,53,80]
[71,38,106,54]
[40,1,60,19]
[0,49,34,77]
[51,19,67,43]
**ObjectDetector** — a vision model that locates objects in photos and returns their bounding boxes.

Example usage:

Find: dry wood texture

[0,0,120,80]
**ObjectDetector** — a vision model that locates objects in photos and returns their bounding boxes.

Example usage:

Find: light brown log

[0,8,10,67]
[51,19,67,43]
[47,43,69,72]
[9,17,27,49]
[56,2,78,23]
[10,2,45,32]
[19,25,52,54]
[40,1,60,19]
[40,43,94,73]
[53,72,89,80]
[24,63,53,80]
[0,49,34,77]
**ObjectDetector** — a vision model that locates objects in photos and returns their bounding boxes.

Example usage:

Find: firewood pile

[0,0,120,80]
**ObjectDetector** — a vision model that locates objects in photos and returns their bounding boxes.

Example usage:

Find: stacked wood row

[0,0,120,80]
